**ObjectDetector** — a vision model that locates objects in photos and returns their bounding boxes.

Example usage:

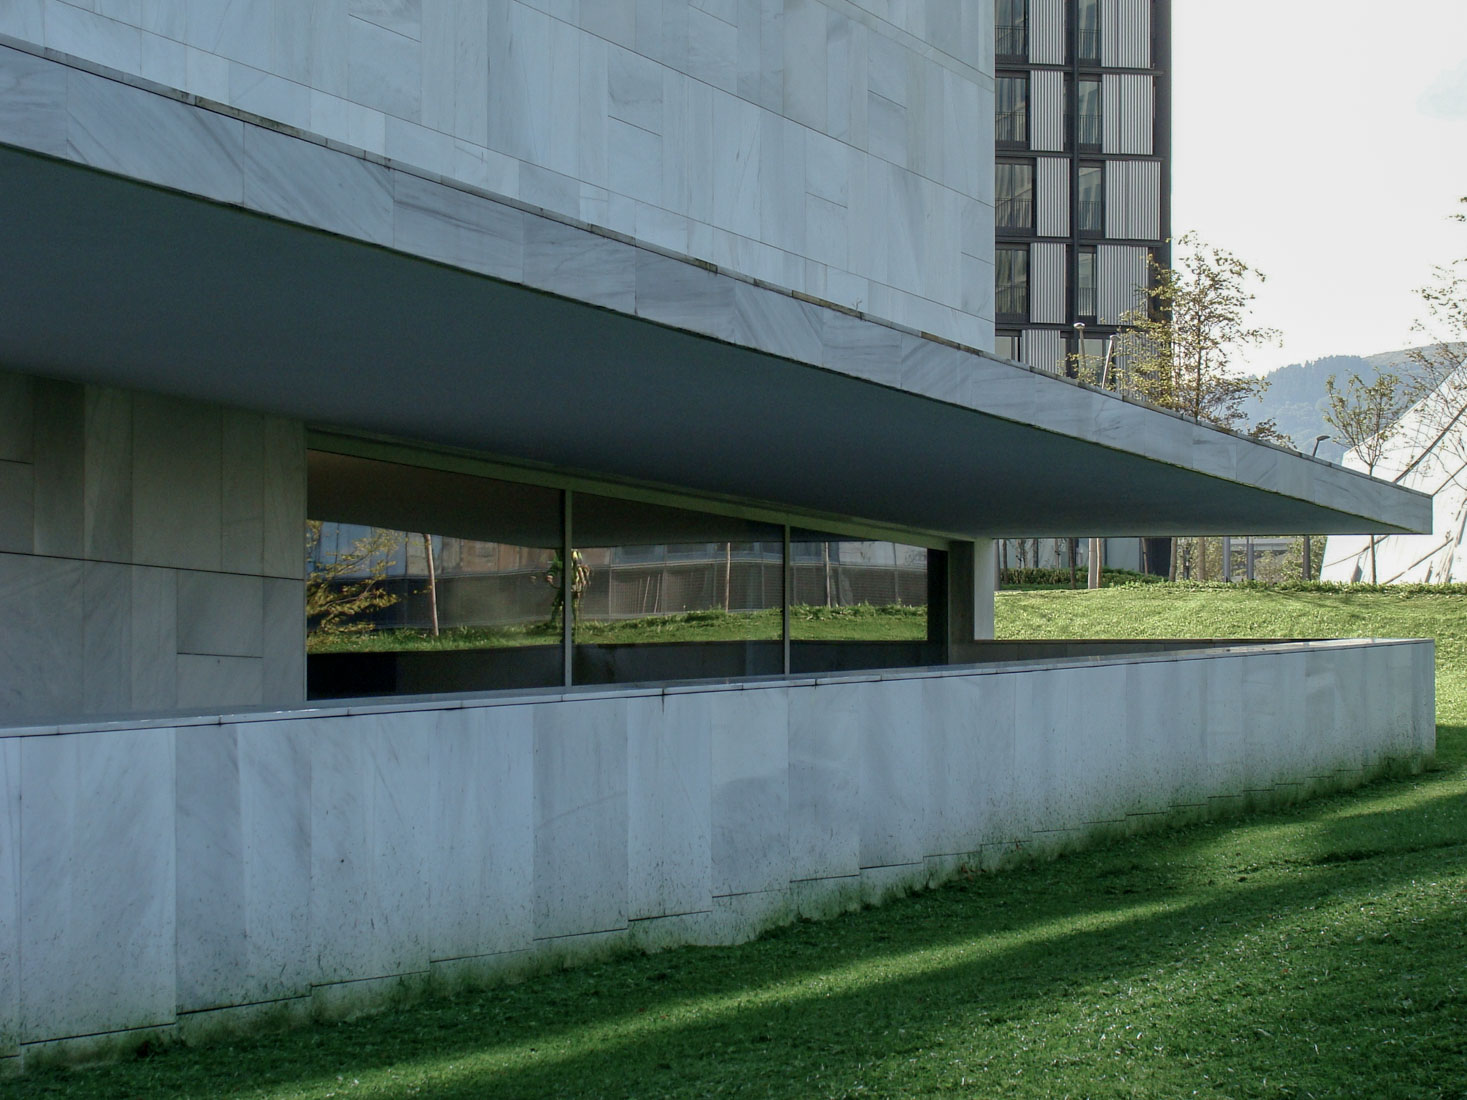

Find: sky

[1172,2,1467,374]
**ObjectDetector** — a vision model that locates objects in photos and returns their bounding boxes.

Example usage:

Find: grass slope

[14,588,1467,1099]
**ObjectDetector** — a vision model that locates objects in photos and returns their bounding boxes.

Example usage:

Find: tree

[306,521,402,638]
[1321,371,1411,583]
[1112,232,1282,579]
[1114,232,1282,431]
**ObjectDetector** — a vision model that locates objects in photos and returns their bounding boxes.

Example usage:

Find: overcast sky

[1172,2,1467,374]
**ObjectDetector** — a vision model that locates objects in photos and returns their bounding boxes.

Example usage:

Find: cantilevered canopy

[0,144,1430,541]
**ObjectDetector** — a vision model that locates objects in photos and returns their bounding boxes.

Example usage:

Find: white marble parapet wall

[0,1,993,349]
[0,639,1435,1069]
[0,44,1432,536]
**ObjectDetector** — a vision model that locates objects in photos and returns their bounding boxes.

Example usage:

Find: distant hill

[1246,347,1453,463]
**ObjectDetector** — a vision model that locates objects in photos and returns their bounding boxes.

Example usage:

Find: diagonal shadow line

[51,824,1467,1100]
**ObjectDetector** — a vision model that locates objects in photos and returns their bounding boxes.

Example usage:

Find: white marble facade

[0,371,306,723]
[0,0,994,349]
[0,639,1434,1066]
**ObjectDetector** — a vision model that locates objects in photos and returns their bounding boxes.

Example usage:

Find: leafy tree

[1115,232,1281,431]
[1321,371,1412,583]
[306,521,402,637]
[1113,233,1281,579]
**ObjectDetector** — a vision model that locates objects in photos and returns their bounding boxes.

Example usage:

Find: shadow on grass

[27,731,1467,1099]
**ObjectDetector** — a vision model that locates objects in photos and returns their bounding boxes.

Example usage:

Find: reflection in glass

[573,495,782,684]
[788,535,927,642]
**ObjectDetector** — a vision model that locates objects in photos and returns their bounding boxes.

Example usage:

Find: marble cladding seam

[4,642,1429,1052]
[0,374,305,724]
[10,0,997,346]
[0,48,1429,531]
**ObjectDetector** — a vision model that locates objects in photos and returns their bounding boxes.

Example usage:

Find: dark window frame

[1076,161,1104,237]
[996,246,1031,322]
[996,0,1028,61]
[996,73,1029,147]
[996,158,1036,234]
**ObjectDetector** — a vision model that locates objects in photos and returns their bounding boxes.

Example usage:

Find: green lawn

[14,587,1467,1099]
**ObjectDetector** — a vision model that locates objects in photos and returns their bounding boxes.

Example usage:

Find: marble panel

[243,125,394,245]
[960,251,993,321]
[272,0,349,94]
[533,699,629,939]
[453,139,520,196]
[1009,666,1072,836]
[518,162,581,217]
[607,43,663,134]
[228,62,312,132]
[219,410,266,577]
[1201,655,1247,793]
[634,250,738,342]
[82,561,132,713]
[44,1,140,74]
[427,706,533,960]
[310,713,433,983]
[261,577,305,705]
[0,0,42,42]
[177,571,264,658]
[420,0,477,141]
[640,0,690,70]
[628,694,711,919]
[579,1,636,47]
[781,0,826,131]
[130,565,178,712]
[393,171,526,282]
[523,217,637,312]
[185,42,231,103]
[346,14,422,119]
[184,0,273,70]
[867,90,906,168]
[0,553,83,723]
[826,10,868,147]
[937,673,1016,849]
[261,417,304,582]
[79,387,133,562]
[803,192,846,269]
[711,90,761,239]
[1059,664,1131,823]
[19,728,175,1041]
[788,683,861,882]
[967,356,1039,424]
[139,26,188,90]
[131,393,221,572]
[0,462,33,555]
[607,116,663,206]
[0,372,33,466]
[709,686,789,896]
[1167,657,1211,805]
[732,282,822,365]
[0,738,15,1056]
[68,69,246,205]
[30,379,84,560]
[1303,649,1342,780]
[383,114,456,177]
[486,1,546,165]
[176,654,264,711]
[350,0,421,40]
[898,334,965,404]
[542,13,585,178]
[687,4,736,91]
[1120,660,1182,816]
[0,44,67,157]
[821,310,903,388]
[635,201,691,258]
[857,678,926,868]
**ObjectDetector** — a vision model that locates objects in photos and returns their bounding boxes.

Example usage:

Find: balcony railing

[996,23,1027,57]
[996,198,1034,230]
[1077,201,1104,233]
[996,109,1028,144]
[1076,113,1102,147]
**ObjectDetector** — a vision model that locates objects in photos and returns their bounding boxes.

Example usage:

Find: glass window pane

[996,161,1034,230]
[1077,0,1100,61]
[1077,78,1102,147]
[996,76,1028,144]
[996,0,1027,56]
[1077,249,1097,318]
[997,247,1029,316]
[573,495,783,684]
[1077,164,1104,233]
[788,533,927,637]
[305,452,563,696]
